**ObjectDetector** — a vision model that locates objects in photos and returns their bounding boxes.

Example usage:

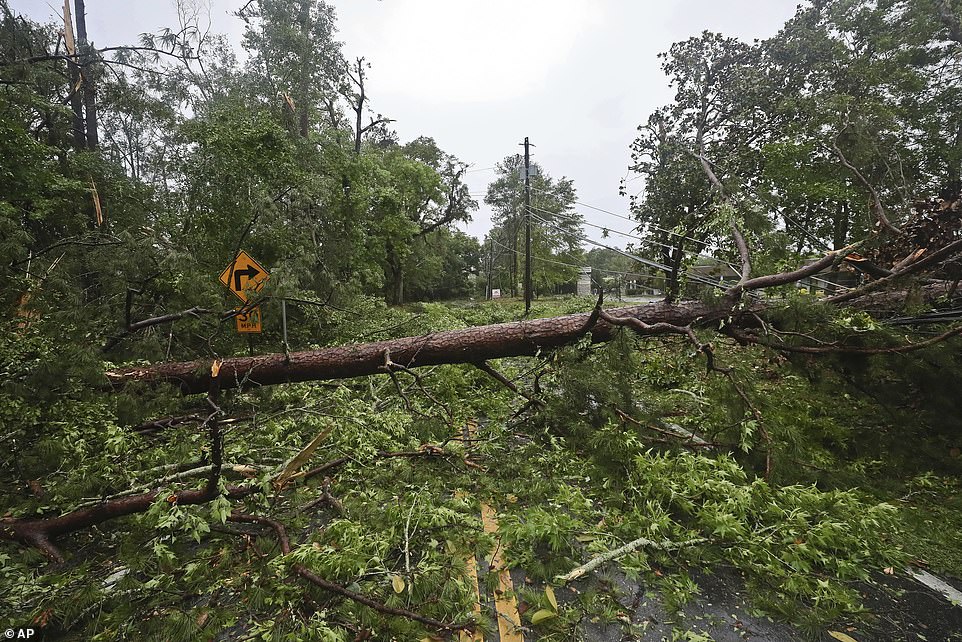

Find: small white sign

[491,288,502,299]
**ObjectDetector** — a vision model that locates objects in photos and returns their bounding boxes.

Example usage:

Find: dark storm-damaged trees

[379,137,476,304]
[628,1,962,297]
[238,0,343,139]
[628,32,766,301]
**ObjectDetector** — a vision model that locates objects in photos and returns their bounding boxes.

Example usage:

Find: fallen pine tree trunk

[107,300,742,394]
[102,234,962,395]
[104,278,962,396]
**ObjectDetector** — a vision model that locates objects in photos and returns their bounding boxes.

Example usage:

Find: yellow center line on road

[458,540,485,642]
[457,418,485,642]
[481,503,525,642]
[456,418,525,641]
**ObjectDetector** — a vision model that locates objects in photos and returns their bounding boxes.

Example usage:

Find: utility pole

[486,236,493,299]
[521,137,533,314]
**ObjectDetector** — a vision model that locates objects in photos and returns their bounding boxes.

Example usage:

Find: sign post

[219,251,270,334]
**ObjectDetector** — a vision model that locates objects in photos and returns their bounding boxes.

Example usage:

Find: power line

[527,202,741,272]
[531,210,843,297]
[526,194,848,292]
[885,308,962,326]
[530,185,838,255]
[775,207,832,252]
[529,186,709,247]
[488,237,666,282]
[500,216,847,297]
[528,211,728,291]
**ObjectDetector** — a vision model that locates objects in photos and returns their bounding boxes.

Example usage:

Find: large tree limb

[731,251,842,297]
[104,270,962,396]
[732,224,751,286]
[1,483,245,563]
[827,238,962,304]
[0,445,462,562]
[103,304,214,352]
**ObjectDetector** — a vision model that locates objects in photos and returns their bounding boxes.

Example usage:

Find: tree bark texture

[62,0,85,150]
[106,301,733,394]
[74,0,98,149]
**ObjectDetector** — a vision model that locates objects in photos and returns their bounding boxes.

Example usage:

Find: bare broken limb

[474,360,543,406]
[557,534,708,584]
[614,408,715,449]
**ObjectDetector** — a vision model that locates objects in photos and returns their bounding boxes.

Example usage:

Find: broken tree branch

[104,305,213,352]
[71,463,259,511]
[827,238,962,304]
[132,413,203,434]
[474,360,543,406]
[0,443,464,562]
[732,224,751,286]
[382,349,454,424]
[831,141,901,235]
[730,323,962,355]
[732,251,842,297]
[227,512,472,632]
[0,483,251,563]
[557,534,708,584]
[614,408,714,449]
[597,308,720,373]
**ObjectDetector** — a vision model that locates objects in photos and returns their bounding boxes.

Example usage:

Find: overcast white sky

[16,0,801,247]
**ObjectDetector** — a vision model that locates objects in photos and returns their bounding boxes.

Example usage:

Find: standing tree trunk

[384,241,405,305]
[664,240,685,302]
[826,201,852,294]
[352,58,365,154]
[62,0,85,150]
[74,0,98,150]
[510,216,520,297]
